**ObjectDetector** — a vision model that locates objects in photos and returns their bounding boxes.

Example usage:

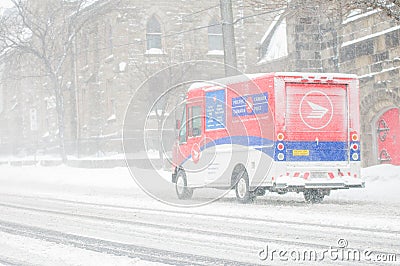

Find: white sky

[0,0,13,9]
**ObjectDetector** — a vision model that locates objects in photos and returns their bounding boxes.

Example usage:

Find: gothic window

[208,18,223,52]
[146,16,162,51]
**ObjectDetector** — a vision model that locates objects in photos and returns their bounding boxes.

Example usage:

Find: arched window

[146,15,162,51]
[208,18,223,52]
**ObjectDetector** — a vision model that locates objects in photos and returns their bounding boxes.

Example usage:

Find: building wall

[1,1,399,165]
[254,3,400,166]
[67,0,290,155]
[322,10,400,166]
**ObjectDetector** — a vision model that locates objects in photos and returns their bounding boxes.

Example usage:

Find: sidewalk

[0,154,165,169]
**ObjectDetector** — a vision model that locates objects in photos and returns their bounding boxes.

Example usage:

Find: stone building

[0,0,285,157]
[0,0,399,166]
[337,10,400,166]
[69,0,284,155]
[253,1,400,166]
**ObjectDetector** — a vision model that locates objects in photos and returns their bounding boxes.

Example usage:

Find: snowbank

[0,164,398,204]
[331,164,400,202]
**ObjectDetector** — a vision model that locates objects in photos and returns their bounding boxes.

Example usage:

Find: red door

[377,108,400,165]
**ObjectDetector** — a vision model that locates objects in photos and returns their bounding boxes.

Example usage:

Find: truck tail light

[352,143,359,151]
[277,133,284,141]
[351,133,359,141]
[277,143,284,151]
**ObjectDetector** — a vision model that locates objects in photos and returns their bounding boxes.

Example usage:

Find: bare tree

[247,0,400,21]
[346,0,400,21]
[0,0,117,161]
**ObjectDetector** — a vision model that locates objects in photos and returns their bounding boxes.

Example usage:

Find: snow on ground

[0,163,399,233]
[0,163,399,264]
[0,231,165,266]
[0,163,398,203]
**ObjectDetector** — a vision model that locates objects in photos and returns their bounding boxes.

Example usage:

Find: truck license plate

[311,172,326,179]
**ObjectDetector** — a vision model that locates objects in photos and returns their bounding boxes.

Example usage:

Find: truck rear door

[285,83,348,162]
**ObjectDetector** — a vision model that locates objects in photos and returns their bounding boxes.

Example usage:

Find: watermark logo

[258,239,397,263]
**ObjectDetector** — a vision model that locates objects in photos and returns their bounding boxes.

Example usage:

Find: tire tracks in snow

[0,256,33,266]
[0,200,398,263]
[1,193,398,235]
[0,219,248,266]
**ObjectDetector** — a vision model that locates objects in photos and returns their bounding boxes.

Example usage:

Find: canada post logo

[232,92,268,117]
[191,143,201,164]
[299,91,333,130]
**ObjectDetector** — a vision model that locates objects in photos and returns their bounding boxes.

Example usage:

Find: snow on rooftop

[188,74,269,92]
[188,82,214,91]
[104,54,114,62]
[65,0,101,10]
[206,50,224,56]
[145,48,165,55]
[258,18,288,64]
[274,72,358,79]
[119,62,127,72]
[342,25,400,47]
[107,114,116,122]
[81,0,101,9]
[188,72,359,92]
[259,9,285,44]
[342,9,379,24]
[358,65,400,79]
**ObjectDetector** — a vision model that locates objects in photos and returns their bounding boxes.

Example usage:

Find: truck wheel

[235,168,254,203]
[304,189,324,204]
[175,170,193,200]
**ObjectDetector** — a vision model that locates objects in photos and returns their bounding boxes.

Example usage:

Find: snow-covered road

[0,165,399,265]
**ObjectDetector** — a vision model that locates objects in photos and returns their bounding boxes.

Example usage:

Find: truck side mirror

[192,128,200,137]
[176,120,181,130]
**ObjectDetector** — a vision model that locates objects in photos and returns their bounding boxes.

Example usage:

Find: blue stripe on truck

[179,137,355,166]
[284,141,349,161]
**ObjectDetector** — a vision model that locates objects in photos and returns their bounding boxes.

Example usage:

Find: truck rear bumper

[273,177,365,190]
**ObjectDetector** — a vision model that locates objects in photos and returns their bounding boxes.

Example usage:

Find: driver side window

[188,106,202,137]
[179,105,202,143]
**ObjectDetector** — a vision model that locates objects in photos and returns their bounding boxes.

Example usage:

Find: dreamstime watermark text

[258,239,397,263]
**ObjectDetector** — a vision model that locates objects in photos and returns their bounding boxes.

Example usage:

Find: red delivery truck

[171,72,364,203]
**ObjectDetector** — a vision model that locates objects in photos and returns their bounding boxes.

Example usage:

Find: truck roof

[274,72,358,79]
[187,73,272,92]
[187,72,358,92]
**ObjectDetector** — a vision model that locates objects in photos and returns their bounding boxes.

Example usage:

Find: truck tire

[234,168,254,203]
[175,170,193,200]
[304,189,324,204]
